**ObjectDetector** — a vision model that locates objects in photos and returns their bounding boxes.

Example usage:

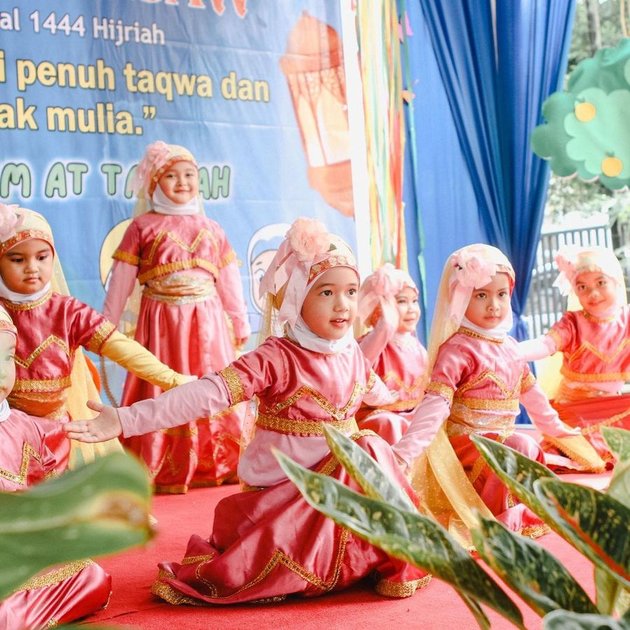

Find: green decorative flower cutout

[532,37,630,190]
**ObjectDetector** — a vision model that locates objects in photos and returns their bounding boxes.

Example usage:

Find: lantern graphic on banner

[280,12,354,217]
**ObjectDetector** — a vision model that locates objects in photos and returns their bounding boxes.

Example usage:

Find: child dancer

[66,217,430,604]
[0,203,192,468]
[103,141,251,493]
[356,263,428,443]
[393,244,594,544]
[0,305,112,628]
[519,245,629,466]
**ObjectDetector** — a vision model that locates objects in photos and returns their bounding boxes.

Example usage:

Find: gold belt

[256,413,358,437]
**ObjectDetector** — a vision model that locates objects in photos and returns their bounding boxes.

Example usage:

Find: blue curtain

[415,0,576,340]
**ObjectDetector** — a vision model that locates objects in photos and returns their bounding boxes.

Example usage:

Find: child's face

[301,266,358,340]
[574,271,617,317]
[0,239,54,295]
[464,272,511,330]
[395,286,420,333]
[0,333,16,402]
[157,160,199,205]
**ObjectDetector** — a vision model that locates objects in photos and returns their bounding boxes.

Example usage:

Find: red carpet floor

[81,470,608,630]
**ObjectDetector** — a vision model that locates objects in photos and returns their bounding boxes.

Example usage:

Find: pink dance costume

[108,219,429,604]
[0,306,111,628]
[104,143,251,493]
[520,246,629,468]
[357,264,428,443]
[394,245,582,544]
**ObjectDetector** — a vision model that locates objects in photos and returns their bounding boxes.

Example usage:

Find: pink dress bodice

[549,307,630,388]
[2,292,115,419]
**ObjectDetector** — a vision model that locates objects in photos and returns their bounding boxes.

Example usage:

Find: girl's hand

[63,400,123,442]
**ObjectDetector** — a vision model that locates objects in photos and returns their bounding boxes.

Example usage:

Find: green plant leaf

[472,517,597,616]
[535,478,630,589]
[0,452,154,599]
[322,424,415,511]
[274,449,525,630]
[602,427,630,463]
[543,608,630,629]
[595,567,626,616]
[470,434,558,524]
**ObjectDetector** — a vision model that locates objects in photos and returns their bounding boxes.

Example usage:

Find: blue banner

[1,0,358,342]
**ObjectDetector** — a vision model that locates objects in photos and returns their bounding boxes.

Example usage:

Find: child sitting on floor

[393,244,597,545]
[0,203,193,468]
[0,304,112,628]
[64,217,430,604]
[519,245,629,468]
[356,263,428,443]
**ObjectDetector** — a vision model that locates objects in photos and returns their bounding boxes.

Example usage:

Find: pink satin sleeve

[358,318,396,366]
[217,261,251,340]
[518,335,557,362]
[103,260,138,326]
[520,382,579,437]
[118,374,230,437]
[392,393,450,465]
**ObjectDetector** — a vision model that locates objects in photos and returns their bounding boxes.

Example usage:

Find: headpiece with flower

[259,217,357,328]
[0,304,17,337]
[132,141,198,199]
[0,204,54,259]
[553,245,626,306]
[358,263,417,325]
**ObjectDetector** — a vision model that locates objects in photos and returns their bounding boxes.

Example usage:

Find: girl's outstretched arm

[64,400,122,442]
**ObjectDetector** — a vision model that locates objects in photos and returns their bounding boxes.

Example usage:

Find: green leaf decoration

[595,567,626,617]
[543,608,630,629]
[603,427,630,464]
[274,449,525,630]
[472,517,597,616]
[470,435,558,525]
[322,424,415,511]
[535,478,630,589]
[531,37,630,190]
[0,452,154,599]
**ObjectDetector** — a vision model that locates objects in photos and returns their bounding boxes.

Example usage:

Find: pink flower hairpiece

[449,250,496,291]
[0,203,24,243]
[553,250,577,296]
[132,141,171,196]
[286,217,330,263]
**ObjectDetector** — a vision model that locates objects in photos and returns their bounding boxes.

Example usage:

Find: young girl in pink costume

[0,204,191,469]
[356,263,428,443]
[66,217,430,605]
[519,246,629,467]
[103,141,251,493]
[0,305,112,628]
[393,244,592,545]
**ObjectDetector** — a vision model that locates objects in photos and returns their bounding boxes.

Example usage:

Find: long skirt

[121,292,246,493]
[152,432,430,605]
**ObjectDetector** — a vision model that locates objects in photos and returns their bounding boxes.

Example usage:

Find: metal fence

[523,219,629,339]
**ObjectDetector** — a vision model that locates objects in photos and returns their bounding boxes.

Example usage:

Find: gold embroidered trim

[580,408,630,435]
[543,435,606,472]
[12,375,72,393]
[521,372,536,392]
[86,321,116,353]
[14,335,71,369]
[567,338,630,368]
[426,381,454,403]
[548,328,562,349]
[152,571,204,606]
[581,309,617,324]
[143,286,215,305]
[144,229,219,265]
[375,398,422,412]
[458,327,504,344]
[0,230,53,258]
[181,553,216,566]
[113,249,140,266]
[561,365,630,383]
[308,255,354,283]
[452,396,519,412]
[138,259,220,285]
[381,371,425,396]
[458,370,521,399]
[0,443,42,484]
[256,414,358,437]
[266,383,366,422]
[219,366,246,404]
[520,523,550,539]
[375,573,432,598]
[2,289,53,311]
[13,559,93,593]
